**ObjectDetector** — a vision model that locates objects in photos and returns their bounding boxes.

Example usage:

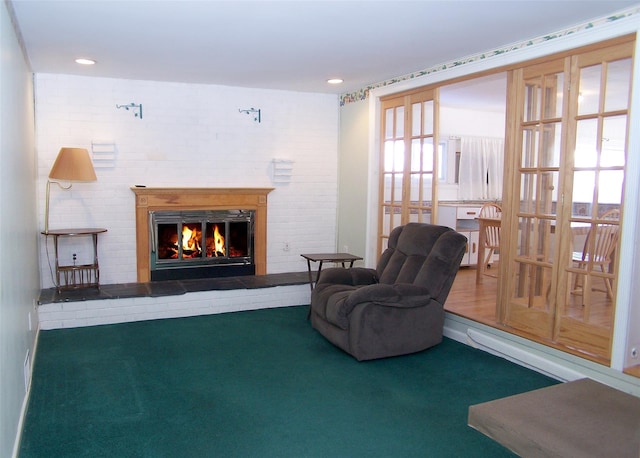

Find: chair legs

[571,263,614,305]
[482,248,498,278]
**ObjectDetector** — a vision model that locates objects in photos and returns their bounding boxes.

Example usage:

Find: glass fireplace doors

[150,209,255,280]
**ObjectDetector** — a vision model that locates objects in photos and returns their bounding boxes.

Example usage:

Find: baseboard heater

[465,328,584,382]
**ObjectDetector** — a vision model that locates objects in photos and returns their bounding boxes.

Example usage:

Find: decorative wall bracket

[116,103,143,119]
[239,107,261,123]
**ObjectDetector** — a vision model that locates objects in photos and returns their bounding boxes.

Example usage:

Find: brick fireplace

[131,187,273,282]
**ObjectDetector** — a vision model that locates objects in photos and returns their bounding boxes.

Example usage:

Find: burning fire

[158,222,229,260]
[182,225,201,253]
[209,224,226,257]
[178,224,202,258]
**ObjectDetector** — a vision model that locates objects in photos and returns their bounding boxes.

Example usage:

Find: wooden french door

[502,57,566,340]
[502,39,633,361]
[378,88,439,254]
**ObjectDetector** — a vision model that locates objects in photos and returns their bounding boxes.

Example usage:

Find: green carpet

[20,305,557,457]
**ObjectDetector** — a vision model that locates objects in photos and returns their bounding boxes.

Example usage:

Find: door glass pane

[540,122,562,167]
[411,139,423,172]
[384,140,405,173]
[513,248,554,308]
[423,100,434,135]
[517,216,536,257]
[519,173,537,213]
[572,171,596,214]
[395,106,404,137]
[604,58,632,112]
[535,219,554,262]
[543,73,564,119]
[409,174,421,202]
[574,119,598,168]
[521,127,539,168]
[383,174,393,202]
[383,141,393,171]
[536,266,553,306]
[391,208,401,229]
[385,108,394,139]
[598,170,623,205]
[412,103,421,136]
[524,79,542,122]
[383,174,403,218]
[422,138,434,172]
[409,177,432,206]
[422,180,432,206]
[517,217,554,262]
[512,263,531,299]
[578,64,602,115]
[382,206,402,237]
[601,115,627,167]
[539,171,559,216]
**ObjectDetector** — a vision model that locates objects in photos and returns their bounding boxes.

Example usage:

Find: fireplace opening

[150,210,255,281]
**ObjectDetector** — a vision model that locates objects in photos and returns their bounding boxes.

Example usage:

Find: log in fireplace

[131,187,273,282]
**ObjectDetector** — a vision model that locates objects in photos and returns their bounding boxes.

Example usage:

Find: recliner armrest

[393,283,431,297]
[345,283,400,306]
[316,267,378,287]
[345,283,433,310]
[391,284,434,307]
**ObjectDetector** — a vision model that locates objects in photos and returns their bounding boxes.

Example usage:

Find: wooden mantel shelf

[131,187,274,282]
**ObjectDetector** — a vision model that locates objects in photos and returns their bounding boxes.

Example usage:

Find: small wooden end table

[42,228,107,292]
[300,253,363,292]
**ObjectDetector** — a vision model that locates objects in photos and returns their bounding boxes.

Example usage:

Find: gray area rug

[468,377,640,458]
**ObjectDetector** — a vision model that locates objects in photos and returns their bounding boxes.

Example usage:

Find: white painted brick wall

[35,74,339,288]
[38,284,311,330]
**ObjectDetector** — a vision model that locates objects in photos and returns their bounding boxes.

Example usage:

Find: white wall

[0,1,39,456]
[440,106,506,138]
[35,75,339,288]
[337,98,369,259]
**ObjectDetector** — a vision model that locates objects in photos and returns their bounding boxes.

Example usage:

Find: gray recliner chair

[310,223,467,361]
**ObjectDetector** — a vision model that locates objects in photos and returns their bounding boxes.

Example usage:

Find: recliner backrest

[377,223,467,303]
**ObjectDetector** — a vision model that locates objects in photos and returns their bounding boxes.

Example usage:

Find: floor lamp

[44,147,97,234]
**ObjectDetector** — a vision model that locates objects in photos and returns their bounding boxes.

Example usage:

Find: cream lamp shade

[44,147,97,233]
[48,147,97,182]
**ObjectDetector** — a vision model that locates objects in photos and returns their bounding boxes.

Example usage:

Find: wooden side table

[42,228,107,291]
[300,253,363,291]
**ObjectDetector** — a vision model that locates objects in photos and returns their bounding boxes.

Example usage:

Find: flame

[213,224,225,256]
[182,225,201,254]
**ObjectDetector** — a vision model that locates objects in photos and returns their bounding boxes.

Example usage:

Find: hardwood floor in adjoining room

[446,265,615,329]
[445,264,619,368]
[446,266,500,326]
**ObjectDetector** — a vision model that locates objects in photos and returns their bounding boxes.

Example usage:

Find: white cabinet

[439,205,481,267]
[461,230,479,266]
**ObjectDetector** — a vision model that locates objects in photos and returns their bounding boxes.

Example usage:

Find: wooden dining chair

[479,203,502,278]
[572,209,620,300]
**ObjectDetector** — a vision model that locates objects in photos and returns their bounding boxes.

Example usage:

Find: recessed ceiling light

[75,58,96,65]
[327,78,344,84]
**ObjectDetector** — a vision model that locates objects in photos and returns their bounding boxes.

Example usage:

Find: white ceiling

[8,0,639,95]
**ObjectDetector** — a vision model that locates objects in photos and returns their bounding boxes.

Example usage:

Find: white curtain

[458,136,504,200]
